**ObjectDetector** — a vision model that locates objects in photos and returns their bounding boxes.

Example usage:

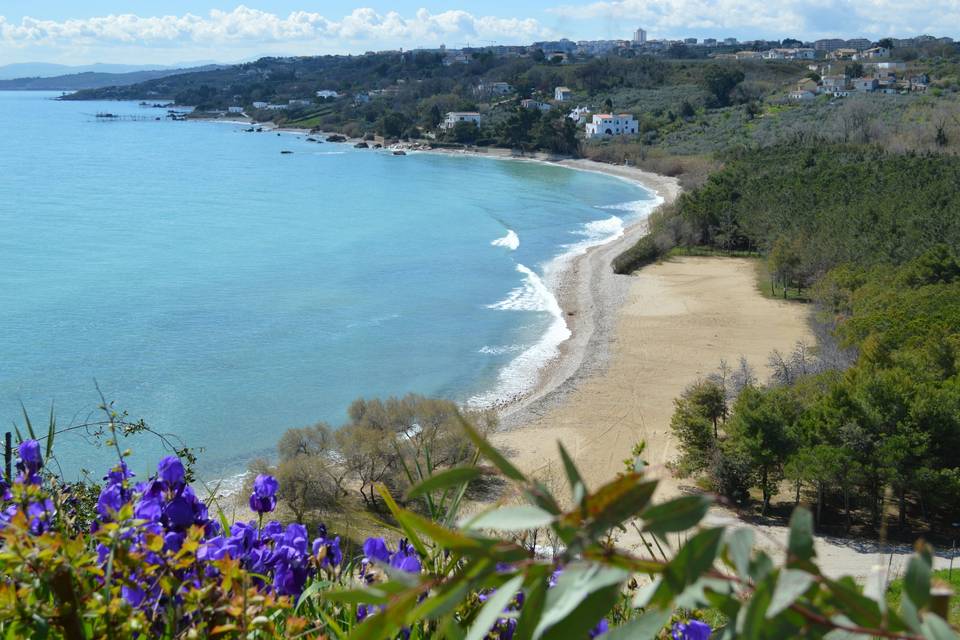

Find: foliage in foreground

[1,415,957,639]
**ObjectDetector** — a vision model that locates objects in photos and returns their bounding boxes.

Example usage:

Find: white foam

[478,344,524,355]
[470,196,664,409]
[491,229,520,251]
[469,264,571,408]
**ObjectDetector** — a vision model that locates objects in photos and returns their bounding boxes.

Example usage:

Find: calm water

[0,91,656,482]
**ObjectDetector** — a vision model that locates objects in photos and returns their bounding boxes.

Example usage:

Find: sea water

[0,91,658,481]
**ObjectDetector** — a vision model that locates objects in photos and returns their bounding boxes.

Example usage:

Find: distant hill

[0,62,218,80]
[0,65,225,91]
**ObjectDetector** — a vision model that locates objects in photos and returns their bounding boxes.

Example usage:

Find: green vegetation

[2,408,955,639]
[657,141,960,537]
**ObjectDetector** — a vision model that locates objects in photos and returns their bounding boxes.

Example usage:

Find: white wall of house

[585,114,638,138]
[442,112,481,130]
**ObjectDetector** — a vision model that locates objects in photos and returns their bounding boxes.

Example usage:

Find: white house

[788,89,816,100]
[228,106,244,113]
[316,90,340,99]
[252,101,268,109]
[859,46,890,59]
[442,112,481,130]
[353,93,371,104]
[567,106,591,125]
[585,113,638,138]
[554,86,573,102]
[521,99,552,112]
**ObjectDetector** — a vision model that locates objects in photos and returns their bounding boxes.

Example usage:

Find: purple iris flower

[163,496,195,530]
[672,620,711,640]
[104,462,134,486]
[17,439,43,483]
[590,619,609,638]
[26,498,55,534]
[96,483,127,518]
[313,534,343,568]
[122,584,146,608]
[157,456,185,488]
[249,474,279,514]
[363,537,391,563]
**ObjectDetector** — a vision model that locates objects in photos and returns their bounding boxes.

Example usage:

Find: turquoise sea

[0,91,656,482]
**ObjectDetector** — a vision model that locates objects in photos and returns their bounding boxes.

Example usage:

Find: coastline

[417,146,682,425]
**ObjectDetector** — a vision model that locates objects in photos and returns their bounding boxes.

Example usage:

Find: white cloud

[0,5,552,52]
[548,0,960,40]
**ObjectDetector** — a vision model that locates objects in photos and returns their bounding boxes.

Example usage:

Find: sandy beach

[495,255,814,495]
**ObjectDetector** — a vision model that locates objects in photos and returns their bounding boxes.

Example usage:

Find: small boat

[281,150,293,154]
[392,149,407,156]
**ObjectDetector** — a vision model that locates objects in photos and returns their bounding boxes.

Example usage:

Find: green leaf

[514,567,550,640]
[600,608,671,640]
[20,402,35,440]
[408,575,474,622]
[465,574,524,640]
[632,577,661,609]
[904,554,932,610]
[322,587,389,605]
[824,577,885,629]
[641,495,711,536]
[406,466,482,500]
[557,443,587,506]
[296,579,331,611]
[534,563,628,639]
[660,528,724,601]
[564,475,658,537]
[463,505,555,532]
[457,413,526,482]
[920,613,958,640]
[45,403,56,459]
[375,483,428,558]
[767,569,814,618]
[724,527,754,580]
[787,507,815,563]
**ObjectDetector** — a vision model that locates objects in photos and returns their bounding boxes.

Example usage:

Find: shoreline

[418,146,682,427]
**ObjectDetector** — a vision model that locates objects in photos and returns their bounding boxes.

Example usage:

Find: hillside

[0,64,224,91]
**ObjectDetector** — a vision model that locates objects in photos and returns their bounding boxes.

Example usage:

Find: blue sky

[0,2,955,65]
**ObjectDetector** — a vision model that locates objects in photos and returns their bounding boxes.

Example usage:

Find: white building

[353,93,371,104]
[788,89,816,100]
[252,101,268,109]
[859,46,890,59]
[585,113,638,138]
[633,28,647,44]
[289,99,312,107]
[316,90,340,99]
[442,112,481,130]
[521,99,552,112]
[554,86,573,102]
[567,106,591,125]
[228,106,244,113]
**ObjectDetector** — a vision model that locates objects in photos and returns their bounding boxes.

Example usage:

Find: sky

[0,2,956,66]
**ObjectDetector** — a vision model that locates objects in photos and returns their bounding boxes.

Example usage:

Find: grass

[887,569,960,626]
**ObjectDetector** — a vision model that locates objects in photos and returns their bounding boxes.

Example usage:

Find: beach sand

[495,256,814,497]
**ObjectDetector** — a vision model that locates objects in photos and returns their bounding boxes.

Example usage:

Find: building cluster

[790,59,930,100]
